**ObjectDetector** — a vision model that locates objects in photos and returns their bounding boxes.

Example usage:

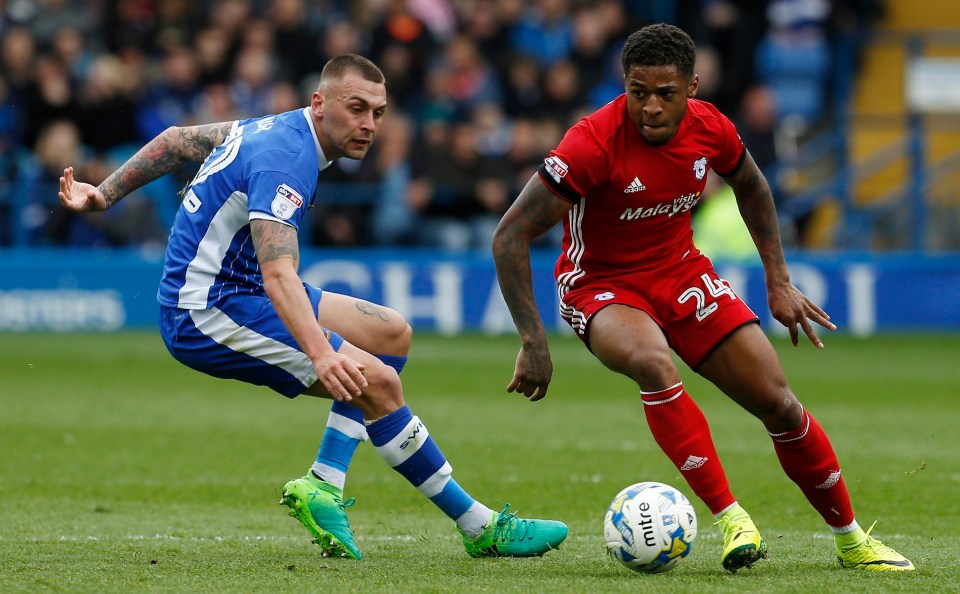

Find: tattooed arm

[59,122,235,212]
[491,174,571,401]
[725,149,835,347]
[251,219,367,401]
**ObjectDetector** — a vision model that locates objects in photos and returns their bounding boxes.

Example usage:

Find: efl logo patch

[271,183,303,220]
[544,156,569,184]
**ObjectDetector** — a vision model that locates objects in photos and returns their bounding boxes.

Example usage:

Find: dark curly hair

[621,23,696,79]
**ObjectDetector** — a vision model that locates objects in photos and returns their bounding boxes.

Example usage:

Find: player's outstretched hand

[767,281,836,348]
[314,352,368,402]
[59,166,109,212]
[507,344,553,402]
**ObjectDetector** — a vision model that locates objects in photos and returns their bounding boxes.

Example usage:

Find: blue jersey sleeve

[246,160,311,230]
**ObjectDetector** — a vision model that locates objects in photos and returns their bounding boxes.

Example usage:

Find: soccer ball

[603,481,697,574]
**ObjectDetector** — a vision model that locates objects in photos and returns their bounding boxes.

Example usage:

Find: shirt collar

[302,107,333,171]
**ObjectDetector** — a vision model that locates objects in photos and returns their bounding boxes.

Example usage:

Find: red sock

[641,383,735,514]
[770,410,855,527]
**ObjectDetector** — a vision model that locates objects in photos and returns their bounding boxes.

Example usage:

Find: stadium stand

[2,0,952,251]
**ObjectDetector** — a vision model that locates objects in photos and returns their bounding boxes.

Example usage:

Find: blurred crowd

[0,0,884,251]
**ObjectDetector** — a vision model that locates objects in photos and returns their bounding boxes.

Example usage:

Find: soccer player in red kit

[492,23,914,573]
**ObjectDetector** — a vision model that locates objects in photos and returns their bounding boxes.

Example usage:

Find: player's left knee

[359,361,405,409]
[757,391,803,432]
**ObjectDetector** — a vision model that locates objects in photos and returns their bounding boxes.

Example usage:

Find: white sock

[455,502,494,539]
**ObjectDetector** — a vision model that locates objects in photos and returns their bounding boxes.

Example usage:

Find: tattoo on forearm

[732,159,785,269]
[494,232,543,339]
[355,301,390,321]
[251,220,300,268]
[97,122,233,208]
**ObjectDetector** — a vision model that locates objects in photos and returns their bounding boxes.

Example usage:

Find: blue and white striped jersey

[158,107,332,309]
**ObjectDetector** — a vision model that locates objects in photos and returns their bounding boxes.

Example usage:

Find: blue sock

[311,354,407,490]
[366,405,475,521]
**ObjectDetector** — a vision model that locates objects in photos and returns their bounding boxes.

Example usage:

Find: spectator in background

[455,0,515,86]
[677,0,769,115]
[2,26,36,94]
[77,55,141,153]
[19,120,88,245]
[151,0,205,53]
[437,34,502,113]
[369,0,438,112]
[20,50,78,148]
[755,0,832,127]
[194,82,240,125]
[2,0,877,250]
[472,102,513,160]
[19,120,170,248]
[511,0,574,67]
[370,112,418,246]
[137,47,202,140]
[569,6,616,98]
[27,0,96,46]
[49,25,95,82]
[735,84,780,175]
[270,0,320,84]
[409,119,511,250]
[540,59,585,126]
[502,55,543,118]
[195,26,234,85]
[230,45,276,117]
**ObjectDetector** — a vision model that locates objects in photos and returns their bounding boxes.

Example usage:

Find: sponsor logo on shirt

[271,183,303,220]
[183,189,201,213]
[693,156,708,180]
[623,176,646,193]
[543,156,568,183]
[618,192,702,220]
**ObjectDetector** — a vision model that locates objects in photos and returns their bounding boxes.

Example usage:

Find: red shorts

[558,252,759,369]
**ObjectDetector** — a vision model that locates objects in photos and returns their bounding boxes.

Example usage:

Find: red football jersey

[537,95,745,291]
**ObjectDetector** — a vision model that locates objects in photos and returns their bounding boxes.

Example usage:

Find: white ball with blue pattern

[604,481,698,574]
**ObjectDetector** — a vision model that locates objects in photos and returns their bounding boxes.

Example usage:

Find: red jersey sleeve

[536,119,607,203]
[709,105,746,177]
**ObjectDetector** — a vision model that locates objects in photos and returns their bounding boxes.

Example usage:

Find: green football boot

[460,504,568,558]
[280,473,361,559]
[837,522,915,571]
[715,509,767,573]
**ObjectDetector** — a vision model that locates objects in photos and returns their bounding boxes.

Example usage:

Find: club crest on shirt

[271,183,303,220]
[693,156,708,180]
[543,156,569,184]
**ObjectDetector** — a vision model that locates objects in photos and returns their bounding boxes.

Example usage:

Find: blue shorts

[158,285,344,398]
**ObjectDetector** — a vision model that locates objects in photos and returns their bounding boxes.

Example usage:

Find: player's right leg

[304,339,568,558]
[310,291,413,491]
[586,304,765,572]
[158,298,365,559]
[698,323,913,571]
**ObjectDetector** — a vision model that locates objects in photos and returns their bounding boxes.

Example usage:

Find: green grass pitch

[2,331,958,593]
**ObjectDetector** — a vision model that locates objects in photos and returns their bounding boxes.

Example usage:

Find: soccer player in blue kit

[58,54,567,560]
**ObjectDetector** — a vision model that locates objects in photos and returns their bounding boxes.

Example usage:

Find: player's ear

[688,73,699,98]
[311,91,325,119]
